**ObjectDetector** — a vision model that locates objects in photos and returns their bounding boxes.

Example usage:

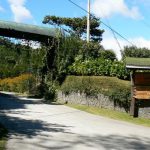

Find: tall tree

[123,46,150,58]
[43,15,104,42]
[0,37,45,78]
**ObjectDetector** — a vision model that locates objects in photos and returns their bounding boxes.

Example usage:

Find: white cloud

[102,36,150,60]
[131,37,150,48]
[91,0,142,19]
[8,0,33,22]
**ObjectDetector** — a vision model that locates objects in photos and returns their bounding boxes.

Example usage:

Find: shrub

[60,76,131,111]
[68,58,130,80]
[0,74,36,94]
[44,81,58,102]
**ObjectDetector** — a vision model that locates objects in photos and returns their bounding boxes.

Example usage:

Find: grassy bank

[61,76,131,111]
[0,124,7,150]
[66,104,150,127]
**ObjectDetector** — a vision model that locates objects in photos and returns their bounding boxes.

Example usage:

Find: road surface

[0,92,150,150]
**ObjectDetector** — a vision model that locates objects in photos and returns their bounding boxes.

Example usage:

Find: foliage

[123,46,150,58]
[100,49,116,61]
[0,37,48,97]
[78,41,103,59]
[68,58,129,80]
[76,42,116,60]
[0,74,36,94]
[42,34,84,84]
[61,76,131,111]
[54,35,81,82]
[0,37,46,79]
[0,38,29,78]
[44,81,58,102]
[43,15,104,42]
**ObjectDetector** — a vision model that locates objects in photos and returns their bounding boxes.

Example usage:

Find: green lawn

[0,124,7,150]
[66,104,150,127]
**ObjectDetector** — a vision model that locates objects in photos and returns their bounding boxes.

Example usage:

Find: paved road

[0,92,150,150]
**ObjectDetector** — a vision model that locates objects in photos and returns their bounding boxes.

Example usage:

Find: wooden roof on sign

[126,57,150,70]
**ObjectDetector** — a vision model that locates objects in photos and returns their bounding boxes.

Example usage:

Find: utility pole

[87,0,90,43]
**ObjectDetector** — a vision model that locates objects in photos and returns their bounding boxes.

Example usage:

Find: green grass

[0,124,7,150]
[66,104,150,127]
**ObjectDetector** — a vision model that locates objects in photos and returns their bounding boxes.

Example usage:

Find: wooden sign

[134,86,150,100]
[134,72,150,85]
[130,72,150,117]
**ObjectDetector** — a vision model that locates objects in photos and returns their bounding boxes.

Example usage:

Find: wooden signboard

[130,72,150,117]
[134,72,150,85]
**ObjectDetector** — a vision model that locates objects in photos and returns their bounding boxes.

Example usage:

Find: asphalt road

[0,92,150,150]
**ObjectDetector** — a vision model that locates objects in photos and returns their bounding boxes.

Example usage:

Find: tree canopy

[0,37,45,78]
[43,15,104,42]
[123,46,150,58]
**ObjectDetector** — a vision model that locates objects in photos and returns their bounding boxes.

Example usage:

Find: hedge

[60,76,131,111]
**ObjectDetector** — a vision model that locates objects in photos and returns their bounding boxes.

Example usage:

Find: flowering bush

[68,58,130,80]
[0,74,36,93]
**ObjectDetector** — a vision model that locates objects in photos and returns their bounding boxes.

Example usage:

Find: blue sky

[0,0,150,59]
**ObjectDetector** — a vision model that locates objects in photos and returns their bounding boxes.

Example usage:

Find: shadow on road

[73,134,150,150]
[0,93,150,150]
[14,133,150,150]
[0,93,73,138]
[0,115,73,138]
[0,93,26,110]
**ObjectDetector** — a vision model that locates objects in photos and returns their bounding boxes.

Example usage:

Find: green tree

[43,15,104,42]
[100,49,116,61]
[0,37,46,79]
[77,41,103,60]
[123,46,150,58]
